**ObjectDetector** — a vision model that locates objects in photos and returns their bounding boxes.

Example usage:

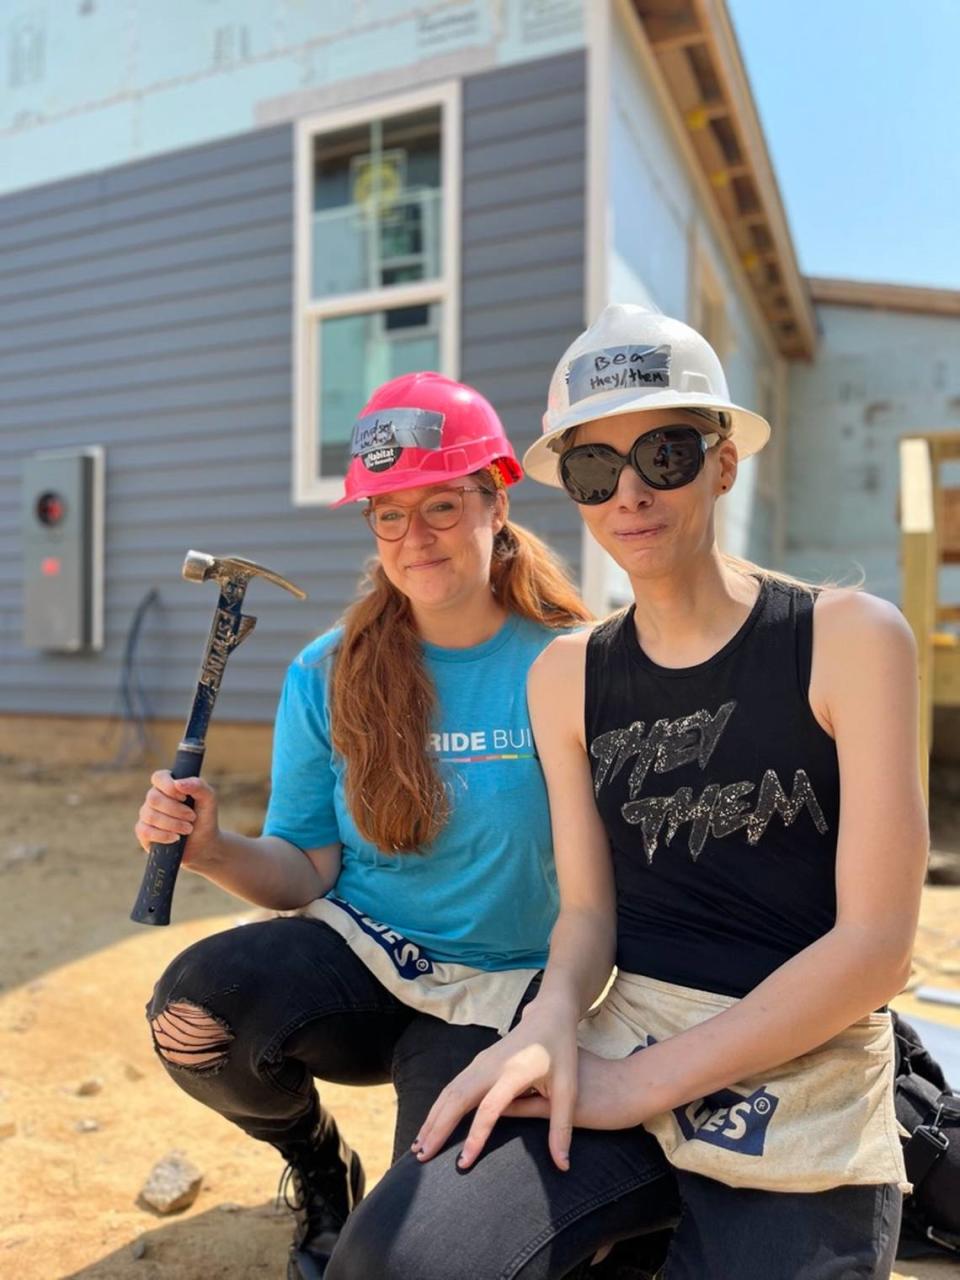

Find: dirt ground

[1,757,958,1280]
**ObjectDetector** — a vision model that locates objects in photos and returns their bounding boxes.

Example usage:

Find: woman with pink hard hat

[134,371,596,1279]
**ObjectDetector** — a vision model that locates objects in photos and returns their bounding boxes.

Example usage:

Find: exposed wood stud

[629,0,817,359]
[684,100,728,130]
[709,163,749,188]
[649,29,706,51]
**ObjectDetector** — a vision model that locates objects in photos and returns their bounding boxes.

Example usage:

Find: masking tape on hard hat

[350,408,445,457]
[567,345,672,405]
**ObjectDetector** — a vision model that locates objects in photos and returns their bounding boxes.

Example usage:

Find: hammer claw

[182,550,307,600]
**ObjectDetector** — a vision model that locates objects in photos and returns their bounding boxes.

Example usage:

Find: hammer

[130,551,306,926]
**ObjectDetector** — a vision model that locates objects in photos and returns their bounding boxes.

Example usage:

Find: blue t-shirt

[263,614,564,970]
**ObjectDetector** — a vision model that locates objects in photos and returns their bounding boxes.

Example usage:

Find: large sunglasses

[559,425,720,505]
[363,485,493,541]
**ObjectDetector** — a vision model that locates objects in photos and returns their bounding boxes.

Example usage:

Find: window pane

[312,107,442,299]
[316,304,442,478]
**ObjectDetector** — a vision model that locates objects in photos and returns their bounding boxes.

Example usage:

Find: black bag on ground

[892,1011,960,1258]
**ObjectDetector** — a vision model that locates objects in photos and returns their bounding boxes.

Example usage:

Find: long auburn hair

[329,473,591,854]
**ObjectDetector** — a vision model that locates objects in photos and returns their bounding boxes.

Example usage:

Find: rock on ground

[139,1152,204,1215]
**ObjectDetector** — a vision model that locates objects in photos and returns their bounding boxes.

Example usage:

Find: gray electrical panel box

[22,447,104,652]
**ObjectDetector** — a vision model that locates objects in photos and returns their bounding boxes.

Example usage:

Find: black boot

[278,1122,366,1280]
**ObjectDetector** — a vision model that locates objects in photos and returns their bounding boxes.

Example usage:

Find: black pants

[146,915,505,1163]
[327,1136,901,1280]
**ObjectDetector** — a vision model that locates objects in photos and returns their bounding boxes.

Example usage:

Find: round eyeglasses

[559,425,720,505]
[363,486,493,541]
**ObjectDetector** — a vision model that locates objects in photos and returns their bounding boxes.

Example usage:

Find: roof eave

[631,0,817,360]
[808,276,960,319]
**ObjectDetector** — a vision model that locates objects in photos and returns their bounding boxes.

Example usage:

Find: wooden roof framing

[809,277,960,319]
[630,0,817,360]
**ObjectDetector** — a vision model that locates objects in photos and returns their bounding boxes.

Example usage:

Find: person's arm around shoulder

[414,628,618,1170]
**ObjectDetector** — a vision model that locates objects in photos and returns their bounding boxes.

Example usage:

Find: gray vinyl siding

[0,125,299,723]
[460,51,586,568]
[0,51,586,725]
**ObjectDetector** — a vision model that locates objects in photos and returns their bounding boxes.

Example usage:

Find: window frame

[292,81,461,505]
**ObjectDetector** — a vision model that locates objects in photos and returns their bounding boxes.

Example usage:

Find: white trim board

[292,81,461,507]
[580,0,613,615]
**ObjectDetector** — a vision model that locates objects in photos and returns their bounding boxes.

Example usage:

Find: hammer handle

[130,744,205,926]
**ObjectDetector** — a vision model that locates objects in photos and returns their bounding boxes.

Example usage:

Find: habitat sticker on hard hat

[567,344,672,403]
[350,408,444,473]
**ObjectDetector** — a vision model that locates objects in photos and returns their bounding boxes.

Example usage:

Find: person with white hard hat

[328,307,927,1280]
[134,372,598,1279]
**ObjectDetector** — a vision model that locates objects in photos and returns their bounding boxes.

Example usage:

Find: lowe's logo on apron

[675,1085,780,1156]
[330,896,435,979]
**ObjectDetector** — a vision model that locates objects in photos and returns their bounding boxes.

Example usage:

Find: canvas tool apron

[577,969,909,1193]
[294,895,539,1037]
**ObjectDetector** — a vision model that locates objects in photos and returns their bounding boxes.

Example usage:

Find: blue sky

[727,0,960,290]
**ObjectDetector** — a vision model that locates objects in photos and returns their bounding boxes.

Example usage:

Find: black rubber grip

[130,839,185,927]
[129,744,204,927]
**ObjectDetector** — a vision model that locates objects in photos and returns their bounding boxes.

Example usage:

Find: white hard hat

[524,303,771,487]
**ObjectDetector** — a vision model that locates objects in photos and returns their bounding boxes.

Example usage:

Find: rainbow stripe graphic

[438,752,535,764]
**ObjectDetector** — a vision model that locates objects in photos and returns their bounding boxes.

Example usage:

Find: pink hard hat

[332,372,523,506]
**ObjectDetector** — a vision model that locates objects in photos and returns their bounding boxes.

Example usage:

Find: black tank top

[584,578,841,999]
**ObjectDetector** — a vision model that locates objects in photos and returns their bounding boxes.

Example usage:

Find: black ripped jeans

[146,915,511,1165]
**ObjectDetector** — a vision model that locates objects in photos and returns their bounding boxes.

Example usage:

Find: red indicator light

[36,491,66,526]
[41,557,61,577]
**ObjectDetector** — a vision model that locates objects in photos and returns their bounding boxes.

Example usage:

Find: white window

[293,83,461,504]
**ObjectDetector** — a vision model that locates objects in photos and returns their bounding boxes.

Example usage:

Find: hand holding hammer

[130,551,305,926]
